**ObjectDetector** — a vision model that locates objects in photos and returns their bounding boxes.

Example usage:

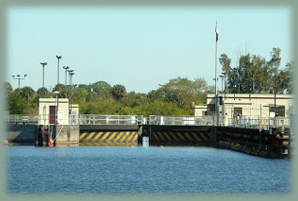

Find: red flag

[215,27,219,42]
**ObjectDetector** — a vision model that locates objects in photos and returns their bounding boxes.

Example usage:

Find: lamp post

[56,55,62,85]
[271,57,281,125]
[70,84,77,124]
[229,67,237,100]
[221,72,227,99]
[40,62,48,96]
[63,66,69,85]
[219,75,225,92]
[12,74,27,89]
[212,77,219,126]
[69,71,75,85]
[54,91,59,126]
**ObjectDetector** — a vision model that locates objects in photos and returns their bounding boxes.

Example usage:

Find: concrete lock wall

[7,125,36,144]
[79,125,141,146]
[55,125,80,146]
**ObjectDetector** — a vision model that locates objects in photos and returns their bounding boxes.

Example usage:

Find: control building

[194,93,294,126]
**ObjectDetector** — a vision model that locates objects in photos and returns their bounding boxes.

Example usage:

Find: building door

[49,106,56,124]
[234,107,242,117]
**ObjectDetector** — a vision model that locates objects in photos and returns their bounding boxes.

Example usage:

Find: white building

[38,98,79,125]
[194,93,294,127]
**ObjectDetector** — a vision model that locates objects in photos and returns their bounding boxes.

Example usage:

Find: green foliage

[37,87,50,97]
[220,47,294,95]
[111,84,127,100]
[8,91,26,114]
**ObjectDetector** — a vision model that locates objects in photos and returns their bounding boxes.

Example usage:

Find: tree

[5,82,13,97]
[37,87,50,97]
[220,47,292,95]
[72,87,89,103]
[112,84,127,100]
[91,81,112,98]
[278,61,294,94]
[21,86,35,108]
[147,88,166,102]
[159,77,209,110]
[52,84,66,97]
[8,91,26,114]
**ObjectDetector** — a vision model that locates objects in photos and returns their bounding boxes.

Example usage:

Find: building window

[270,105,285,117]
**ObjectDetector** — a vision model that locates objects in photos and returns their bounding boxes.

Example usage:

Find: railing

[5,114,292,131]
[78,114,144,125]
[148,115,214,126]
[228,117,290,130]
[7,114,39,125]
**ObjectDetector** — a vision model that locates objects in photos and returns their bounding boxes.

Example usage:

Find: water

[7,146,291,195]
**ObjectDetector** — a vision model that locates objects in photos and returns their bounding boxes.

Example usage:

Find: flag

[215,26,219,42]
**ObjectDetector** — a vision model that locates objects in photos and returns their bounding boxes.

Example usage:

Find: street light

[12,74,27,89]
[54,91,59,126]
[271,57,281,121]
[68,70,74,85]
[56,55,62,85]
[40,62,48,96]
[221,72,227,99]
[63,66,69,85]
[229,67,237,100]
[219,75,225,92]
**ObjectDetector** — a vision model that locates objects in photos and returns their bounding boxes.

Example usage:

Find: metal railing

[148,115,214,126]
[5,114,293,131]
[7,114,39,125]
[78,114,144,125]
[228,117,290,130]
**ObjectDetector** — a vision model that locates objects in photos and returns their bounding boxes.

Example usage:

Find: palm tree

[21,86,35,107]
[112,85,127,100]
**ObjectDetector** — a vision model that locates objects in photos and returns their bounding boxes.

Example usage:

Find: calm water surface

[7,146,291,195]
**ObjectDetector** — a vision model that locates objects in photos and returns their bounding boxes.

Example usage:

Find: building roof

[206,93,294,99]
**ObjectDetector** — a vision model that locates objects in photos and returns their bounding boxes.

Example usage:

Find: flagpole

[215,21,219,126]
[215,21,218,96]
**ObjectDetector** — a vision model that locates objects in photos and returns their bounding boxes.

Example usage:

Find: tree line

[6,47,293,115]
[6,77,213,115]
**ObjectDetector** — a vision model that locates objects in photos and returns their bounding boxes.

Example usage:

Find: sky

[6,6,291,94]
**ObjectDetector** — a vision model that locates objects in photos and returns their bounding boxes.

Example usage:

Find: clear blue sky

[6,6,291,93]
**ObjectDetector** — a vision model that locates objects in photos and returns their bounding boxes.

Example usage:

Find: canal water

[7,146,291,196]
